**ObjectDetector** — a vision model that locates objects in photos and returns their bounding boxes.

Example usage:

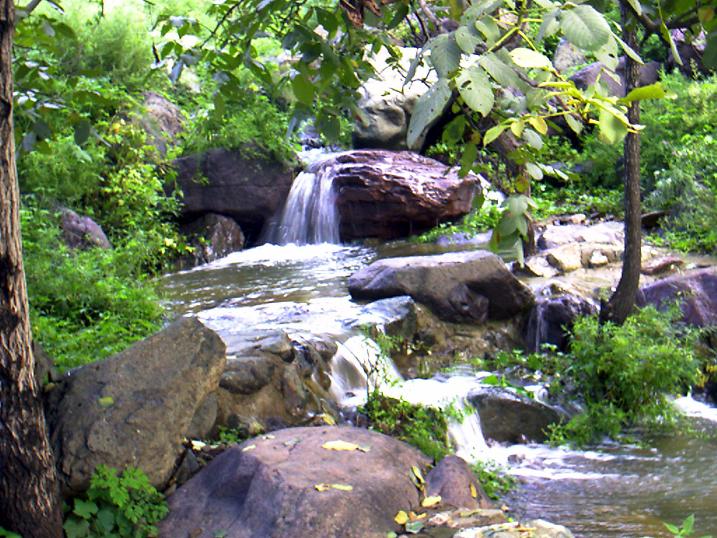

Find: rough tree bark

[600,2,642,325]
[0,1,63,535]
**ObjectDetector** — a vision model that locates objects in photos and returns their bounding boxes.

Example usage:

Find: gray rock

[180,213,245,267]
[60,208,112,250]
[637,267,717,327]
[351,296,419,341]
[140,92,184,155]
[468,387,562,443]
[426,455,492,510]
[159,426,431,538]
[455,519,574,538]
[48,317,226,494]
[538,222,624,250]
[348,250,535,324]
[546,244,583,273]
[524,294,597,352]
[570,59,660,97]
[553,39,587,73]
[174,149,295,240]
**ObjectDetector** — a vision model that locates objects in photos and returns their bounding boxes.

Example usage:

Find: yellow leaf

[470,483,478,498]
[315,483,354,492]
[322,440,370,452]
[190,440,207,451]
[242,444,256,452]
[317,413,336,426]
[411,466,425,485]
[529,116,548,135]
[421,496,442,508]
[394,510,409,525]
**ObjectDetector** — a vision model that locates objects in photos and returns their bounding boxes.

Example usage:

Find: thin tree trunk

[0,1,63,535]
[600,3,642,325]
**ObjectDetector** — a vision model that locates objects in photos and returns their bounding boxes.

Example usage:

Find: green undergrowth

[64,466,168,538]
[470,461,517,500]
[360,390,451,462]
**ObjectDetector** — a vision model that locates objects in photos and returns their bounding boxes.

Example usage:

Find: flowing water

[159,163,717,538]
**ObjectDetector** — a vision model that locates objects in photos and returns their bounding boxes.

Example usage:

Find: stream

[159,240,717,538]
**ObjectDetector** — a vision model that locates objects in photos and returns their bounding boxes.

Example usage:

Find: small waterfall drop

[265,155,341,245]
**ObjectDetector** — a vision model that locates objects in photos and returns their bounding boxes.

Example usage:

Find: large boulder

[174,149,296,240]
[468,387,562,443]
[425,455,492,510]
[637,267,717,327]
[159,426,431,538]
[348,250,535,323]
[353,47,440,150]
[48,317,226,494]
[179,213,245,267]
[329,150,479,240]
[60,208,111,250]
[570,59,660,97]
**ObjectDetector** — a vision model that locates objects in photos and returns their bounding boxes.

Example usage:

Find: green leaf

[456,65,494,117]
[429,33,462,78]
[73,119,91,146]
[508,195,529,215]
[483,123,507,146]
[538,9,560,42]
[407,79,452,149]
[479,51,528,91]
[598,107,628,144]
[613,32,643,64]
[509,48,551,69]
[455,25,482,54]
[96,508,116,533]
[619,83,666,104]
[33,120,52,140]
[526,162,544,180]
[63,518,91,538]
[560,5,611,51]
[565,114,583,135]
[522,128,543,150]
[663,522,680,534]
[704,31,717,69]
[73,499,99,519]
[442,115,466,145]
[625,0,642,16]
[661,22,682,66]
[291,74,315,106]
[405,520,425,534]
[460,143,478,176]
[474,17,500,45]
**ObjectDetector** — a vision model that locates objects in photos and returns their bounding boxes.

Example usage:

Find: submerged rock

[349,251,534,324]
[468,387,562,444]
[331,150,479,240]
[48,317,226,494]
[159,426,431,538]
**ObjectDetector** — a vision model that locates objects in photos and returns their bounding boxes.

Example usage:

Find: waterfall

[265,156,340,245]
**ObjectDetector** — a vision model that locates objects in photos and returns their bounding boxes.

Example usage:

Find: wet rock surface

[159,426,432,538]
[48,317,226,494]
[349,250,535,323]
[331,150,479,241]
[524,293,597,352]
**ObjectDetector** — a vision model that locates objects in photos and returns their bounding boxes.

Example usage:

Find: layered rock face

[349,250,535,323]
[329,150,479,240]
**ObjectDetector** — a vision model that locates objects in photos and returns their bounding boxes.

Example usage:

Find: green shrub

[551,306,701,445]
[63,465,168,538]
[21,202,164,371]
[361,390,450,461]
[470,461,517,500]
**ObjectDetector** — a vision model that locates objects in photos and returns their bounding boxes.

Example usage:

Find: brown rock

[331,150,479,240]
[159,426,431,538]
[180,213,245,267]
[641,255,685,276]
[426,456,492,510]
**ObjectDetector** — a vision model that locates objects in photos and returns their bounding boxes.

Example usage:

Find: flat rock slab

[348,250,534,323]
[160,426,431,538]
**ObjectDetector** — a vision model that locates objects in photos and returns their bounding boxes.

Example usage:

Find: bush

[361,390,450,461]
[551,306,702,444]
[63,465,168,538]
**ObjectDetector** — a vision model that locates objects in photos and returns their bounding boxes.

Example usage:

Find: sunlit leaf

[561,5,611,51]
[456,65,494,117]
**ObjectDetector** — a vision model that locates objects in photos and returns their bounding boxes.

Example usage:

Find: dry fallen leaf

[190,440,207,451]
[394,510,409,525]
[322,440,370,452]
[314,483,354,492]
[411,465,425,484]
[470,483,478,498]
[421,495,441,508]
[241,444,256,452]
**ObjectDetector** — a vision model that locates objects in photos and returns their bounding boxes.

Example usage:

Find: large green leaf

[561,5,611,51]
[455,25,483,54]
[429,33,462,78]
[619,83,666,104]
[456,65,494,116]
[291,74,315,106]
[598,107,628,144]
[509,48,552,69]
[407,79,452,149]
[479,52,520,88]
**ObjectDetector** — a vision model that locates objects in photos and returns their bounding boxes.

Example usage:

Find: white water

[265,155,341,245]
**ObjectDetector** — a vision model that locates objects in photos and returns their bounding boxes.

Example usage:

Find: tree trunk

[600,3,642,325]
[0,1,63,535]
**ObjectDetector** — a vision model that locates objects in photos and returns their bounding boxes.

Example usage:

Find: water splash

[265,156,340,245]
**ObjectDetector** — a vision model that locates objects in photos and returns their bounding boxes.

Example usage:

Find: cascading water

[264,155,341,245]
